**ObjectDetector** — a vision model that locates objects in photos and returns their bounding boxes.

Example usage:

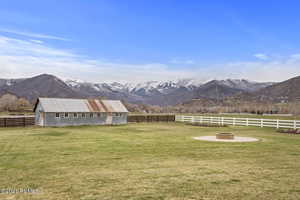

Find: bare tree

[0,94,18,111]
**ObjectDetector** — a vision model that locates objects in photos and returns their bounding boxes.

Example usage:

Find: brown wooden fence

[0,116,35,127]
[128,115,175,123]
[0,114,175,127]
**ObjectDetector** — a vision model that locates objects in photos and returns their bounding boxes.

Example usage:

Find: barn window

[74,113,78,118]
[82,113,86,118]
[90,113,94,118]
[55,113,60,118]
[114,113,121,117]
[65,113,69,118]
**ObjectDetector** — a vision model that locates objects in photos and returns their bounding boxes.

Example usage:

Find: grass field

[0,123,300,200]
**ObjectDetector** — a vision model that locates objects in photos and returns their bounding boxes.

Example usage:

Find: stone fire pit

[216,133,234,140]
[194,133,259,142]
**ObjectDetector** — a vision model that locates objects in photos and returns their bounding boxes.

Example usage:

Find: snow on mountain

[212,79,274,92]
[0,78,25,88]
[0,74,274,106]
[64,78,272,96]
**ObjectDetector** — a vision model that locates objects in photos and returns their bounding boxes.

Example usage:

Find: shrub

[277,129,300,134]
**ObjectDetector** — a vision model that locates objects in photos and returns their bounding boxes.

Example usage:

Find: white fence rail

[175,115,300,129]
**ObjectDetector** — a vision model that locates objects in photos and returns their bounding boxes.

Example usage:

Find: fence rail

[128,115,175,123]
[175,115,300,129]
[0,116,35,127]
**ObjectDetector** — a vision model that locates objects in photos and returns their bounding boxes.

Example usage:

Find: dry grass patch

[0,123,299,199]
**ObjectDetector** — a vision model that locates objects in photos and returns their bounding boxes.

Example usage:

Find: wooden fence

[128,115,175,123]
[175,115,300,129]
[0,115,175,127]
[0,116,35,127]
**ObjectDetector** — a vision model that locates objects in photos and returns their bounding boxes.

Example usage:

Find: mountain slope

[0,74,277,105]
[254,76,300,102]
[0,74,80,102]
[0,78,25,87]
[213,79,273,92]
[192,80,245,100]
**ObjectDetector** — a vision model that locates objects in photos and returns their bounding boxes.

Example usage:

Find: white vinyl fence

[175,115,300,129]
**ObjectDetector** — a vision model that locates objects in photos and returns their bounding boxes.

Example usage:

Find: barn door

[106,113,113,124]
[39,113,44,126]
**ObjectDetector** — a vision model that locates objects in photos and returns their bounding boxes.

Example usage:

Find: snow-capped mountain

[65,78,271,95]
[63,78,274,105]
[0,78,25,87]
[0,74,274,106]
[211,79,273,92]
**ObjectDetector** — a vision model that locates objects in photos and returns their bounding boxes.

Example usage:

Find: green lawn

[0,123,300,200]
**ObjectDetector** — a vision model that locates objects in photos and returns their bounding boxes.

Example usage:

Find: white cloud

[29,39,43,44]
[0,36,193,83]
[0,28,70,41]
[0,35,299,83]
[169,58,195,65]
[254,53,269,60]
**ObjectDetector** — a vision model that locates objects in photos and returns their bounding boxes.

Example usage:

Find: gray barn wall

[35,103,42,125]
[43,112,127,127]
[112,113,128,125]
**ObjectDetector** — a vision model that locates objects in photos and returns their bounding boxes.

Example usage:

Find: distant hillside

[0,74,80,102]
[0,74,277,105]
[192,80,245,100]
[254,76,300,102]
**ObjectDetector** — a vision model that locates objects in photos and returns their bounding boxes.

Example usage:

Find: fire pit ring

[216,133,234,140]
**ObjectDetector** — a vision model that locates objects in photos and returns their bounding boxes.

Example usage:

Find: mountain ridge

[0,74,278,106]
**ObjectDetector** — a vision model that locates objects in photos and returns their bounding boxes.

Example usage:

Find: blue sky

[0,0,300,83]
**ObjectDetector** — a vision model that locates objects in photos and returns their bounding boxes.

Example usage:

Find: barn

[33,97,128,127]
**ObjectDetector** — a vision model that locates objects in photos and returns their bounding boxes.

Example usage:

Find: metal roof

[36,98,128,113]
[102,100,129,113]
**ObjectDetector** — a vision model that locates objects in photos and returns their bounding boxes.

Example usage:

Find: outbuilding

[33,97,128,126]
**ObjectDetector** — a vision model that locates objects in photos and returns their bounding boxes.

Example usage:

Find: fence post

[233,118,236,126]
[277,120,279,129]
[261,119,263,128]
[246,118,249,126]
[221,117,224,126]
[294,120,297,130]
[192,116,195,123]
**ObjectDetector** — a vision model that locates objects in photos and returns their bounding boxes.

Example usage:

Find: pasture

[0,123,300,200]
